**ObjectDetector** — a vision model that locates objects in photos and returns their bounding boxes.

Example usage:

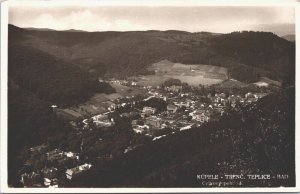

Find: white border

[1,0,8,193]
[1,0,299,193]
[4,0,299,7]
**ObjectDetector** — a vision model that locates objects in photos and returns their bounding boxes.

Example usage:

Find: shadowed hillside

[8,45,115,106]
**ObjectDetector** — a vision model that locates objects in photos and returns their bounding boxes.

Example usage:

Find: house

[245,92,255,99]
[254,93,268,99]
[195,112,210,123]
[106,101,116,110]
[44,178,51,187]
[131,120,138,125]
[212,96,221,103]
[132,125,149,134]
[92,114,113,127]
[142,106,156,116]
[228,95,242,107]
[65,163,92,180]
[180,125,193,131]
[165,85,182,92]
[219,93,227,99]
[92,114,109,122]
[167,104,177,113]
[64,151,80,160]
[145,116,163,128]
[254,81,269,87]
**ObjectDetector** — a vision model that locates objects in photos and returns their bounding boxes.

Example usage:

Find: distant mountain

[26,27,89,33]
[9,24,295,85]
[65,29,87,32]
[25,27,57,31]
[281,34,295,42]
[252,23,295,37]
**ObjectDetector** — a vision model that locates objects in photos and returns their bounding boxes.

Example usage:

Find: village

[19,78,270,187]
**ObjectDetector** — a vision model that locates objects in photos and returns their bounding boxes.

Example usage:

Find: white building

[65,163,92,180]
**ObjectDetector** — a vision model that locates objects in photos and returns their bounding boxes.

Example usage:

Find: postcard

[1,0,299,193]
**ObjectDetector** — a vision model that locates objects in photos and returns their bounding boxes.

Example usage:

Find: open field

[135,60,228,86]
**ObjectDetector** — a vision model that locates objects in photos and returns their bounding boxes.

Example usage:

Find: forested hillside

[9,25,295,84]
[8,45,115,106]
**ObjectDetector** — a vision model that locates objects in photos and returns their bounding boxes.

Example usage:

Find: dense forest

[67,87,294,187]
[9,25,295,84]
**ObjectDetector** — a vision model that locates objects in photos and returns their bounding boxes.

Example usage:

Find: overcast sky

[9,5,295,35]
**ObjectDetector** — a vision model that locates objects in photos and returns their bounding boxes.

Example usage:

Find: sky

[9,4,295,36]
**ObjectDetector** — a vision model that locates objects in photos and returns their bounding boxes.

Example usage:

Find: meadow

[134,60,228,86]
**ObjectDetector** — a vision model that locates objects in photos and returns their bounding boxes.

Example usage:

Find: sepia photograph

[0,0,298,192]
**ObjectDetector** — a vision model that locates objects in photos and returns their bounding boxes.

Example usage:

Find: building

[167,104,177,113]
[228,95,242,107]
[254,81,269,88]
[142,106,157,117]
[179,101,190,108]
[132,125,149,134]
[254,93,268,99]
[64,151,80,160]
[145,116,163,128]
[165,85,182,92]
[245,92,255,99]
[131,120,138,125]
[219,93,226,98]
[92,114,113,127]
[65,163,92,180]
[195,113,210,123]
[92,114,109,122]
